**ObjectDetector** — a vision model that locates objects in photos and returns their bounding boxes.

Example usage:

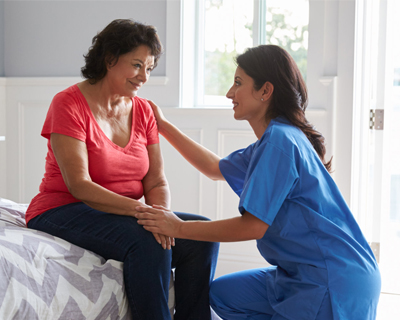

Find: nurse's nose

[226,85,234,99]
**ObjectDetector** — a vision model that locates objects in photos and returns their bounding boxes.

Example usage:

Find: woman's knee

[175,211,211,222]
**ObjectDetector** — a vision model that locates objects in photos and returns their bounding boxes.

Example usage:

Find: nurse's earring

[261,98,264,101]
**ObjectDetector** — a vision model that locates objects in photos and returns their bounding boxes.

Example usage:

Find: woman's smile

[128,80,142,90]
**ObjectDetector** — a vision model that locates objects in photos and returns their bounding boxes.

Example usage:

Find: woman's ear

[261,82,274,102]
[105,54,116,71]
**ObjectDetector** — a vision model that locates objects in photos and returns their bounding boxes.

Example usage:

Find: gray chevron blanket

[0,198,142,319]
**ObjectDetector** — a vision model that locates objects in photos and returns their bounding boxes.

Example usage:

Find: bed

[0,197,175,320]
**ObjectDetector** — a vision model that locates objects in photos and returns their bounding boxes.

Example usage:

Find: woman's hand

[135,205,184,238]
[152,232,175,250]
[147,100,168,134]
[135,203,174,250]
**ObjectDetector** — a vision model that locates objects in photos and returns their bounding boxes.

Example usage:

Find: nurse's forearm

[160,121,224,181]
[179,212,269,242]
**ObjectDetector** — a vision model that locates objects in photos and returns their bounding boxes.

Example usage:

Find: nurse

[135,45,381,320]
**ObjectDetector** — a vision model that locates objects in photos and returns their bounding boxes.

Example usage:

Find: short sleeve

[239,142,299,226]
[219,143,255,196]
[41,92,87,141]
[138,99,159,146]
[146,110,159,145]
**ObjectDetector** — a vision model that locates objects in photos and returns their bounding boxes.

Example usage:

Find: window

[181,0,309,107]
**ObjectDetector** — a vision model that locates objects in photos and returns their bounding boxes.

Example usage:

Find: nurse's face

[226,67,268,124]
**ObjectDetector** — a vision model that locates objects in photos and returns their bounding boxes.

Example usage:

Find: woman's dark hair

[236,45,332,172]
[81,19,163,84]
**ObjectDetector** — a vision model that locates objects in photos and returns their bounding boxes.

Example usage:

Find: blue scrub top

[219,117,381,320]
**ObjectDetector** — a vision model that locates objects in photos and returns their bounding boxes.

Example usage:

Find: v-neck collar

[73,84,135,151]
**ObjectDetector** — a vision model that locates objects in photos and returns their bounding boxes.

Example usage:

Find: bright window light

[181,0,309,108]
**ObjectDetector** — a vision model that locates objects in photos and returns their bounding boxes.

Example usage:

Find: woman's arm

[141,144,174,249]
[52,133,174,249]
[142,144,170,209]
[135,205,269,242]
[51,133,142,215]
[148,100,224,181]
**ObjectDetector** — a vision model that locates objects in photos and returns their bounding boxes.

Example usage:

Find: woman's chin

[127,90,138,98]
[233,111,242,121]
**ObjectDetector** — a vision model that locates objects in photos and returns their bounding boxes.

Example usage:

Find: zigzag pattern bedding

[0,198,174,320]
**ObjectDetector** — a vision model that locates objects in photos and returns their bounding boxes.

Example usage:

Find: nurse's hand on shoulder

[147,100,168,134]
[135,204,184,239]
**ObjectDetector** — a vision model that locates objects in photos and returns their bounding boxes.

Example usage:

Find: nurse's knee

[210,279,238,319]
[210,278,229,308]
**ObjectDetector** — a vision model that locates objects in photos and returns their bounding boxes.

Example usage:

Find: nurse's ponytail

[236,45,332,173]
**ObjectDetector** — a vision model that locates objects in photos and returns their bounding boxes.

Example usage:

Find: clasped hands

[135,204,183,250]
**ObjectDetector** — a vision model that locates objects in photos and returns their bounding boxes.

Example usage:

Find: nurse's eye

[234,80,241,86]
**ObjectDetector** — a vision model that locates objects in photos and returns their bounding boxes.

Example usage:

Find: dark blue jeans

[27,202,219,320]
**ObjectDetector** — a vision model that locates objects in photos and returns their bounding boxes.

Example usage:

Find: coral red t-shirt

[26,84,159,223]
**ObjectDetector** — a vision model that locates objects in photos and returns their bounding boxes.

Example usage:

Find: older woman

[26,19,219,320]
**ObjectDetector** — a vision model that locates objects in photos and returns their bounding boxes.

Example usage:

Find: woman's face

[226,67,267,123]
[106,45,155,97]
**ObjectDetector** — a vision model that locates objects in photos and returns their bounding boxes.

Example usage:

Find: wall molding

[181,128,204,215]
[218,252,268,265]
[0,76,168,87]
[216,130,254,220]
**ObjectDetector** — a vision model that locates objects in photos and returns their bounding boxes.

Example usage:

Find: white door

[353,0,400,296]
[376,0,400,295]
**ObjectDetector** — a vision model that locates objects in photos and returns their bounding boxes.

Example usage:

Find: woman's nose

[226,86,234,99]
[138,68,148,83]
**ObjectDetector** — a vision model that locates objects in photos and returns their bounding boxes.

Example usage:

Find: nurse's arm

[148,100,224,181]
[136,205,269,241]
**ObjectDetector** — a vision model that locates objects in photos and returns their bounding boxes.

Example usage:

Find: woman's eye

[147,67,153,73]
[134,64,141,68]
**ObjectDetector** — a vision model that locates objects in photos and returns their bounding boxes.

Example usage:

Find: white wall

[307,0,356,203]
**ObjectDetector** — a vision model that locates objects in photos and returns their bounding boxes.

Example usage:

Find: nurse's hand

[135,204,184,238]
[147,100,169,135]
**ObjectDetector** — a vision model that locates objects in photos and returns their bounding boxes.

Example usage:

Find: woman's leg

[210,268,275,320]
[28,202,172,320]
[172,213,220,320]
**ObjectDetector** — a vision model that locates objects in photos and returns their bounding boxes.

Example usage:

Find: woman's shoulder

[49,84,88,119]
[52,84,81,104]
[133,96,150,107]
[132,96,156,118]
[259,117,312,160]
[264,117,301,143]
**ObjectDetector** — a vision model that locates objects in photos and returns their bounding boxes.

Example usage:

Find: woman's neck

[79,80,129,112]
[248,117,271,140]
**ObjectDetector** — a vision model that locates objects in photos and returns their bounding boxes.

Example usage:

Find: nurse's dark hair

[81,19,163,84]
[236,45,332,172]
